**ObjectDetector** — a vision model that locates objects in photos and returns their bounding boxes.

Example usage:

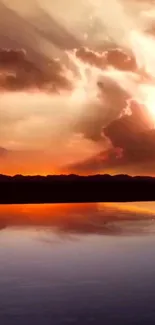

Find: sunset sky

[1,0,155,175]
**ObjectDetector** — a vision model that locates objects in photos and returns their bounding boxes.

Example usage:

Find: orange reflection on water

[98,202,155,216]
[0,202,155,235]
[0,203,99,232]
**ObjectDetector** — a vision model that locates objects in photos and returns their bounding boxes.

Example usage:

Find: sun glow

[63,30,155,125]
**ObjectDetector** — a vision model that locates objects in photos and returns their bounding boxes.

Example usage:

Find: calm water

[1,202,155,324]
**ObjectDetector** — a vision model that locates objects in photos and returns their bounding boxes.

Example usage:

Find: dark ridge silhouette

[0,174,154,203]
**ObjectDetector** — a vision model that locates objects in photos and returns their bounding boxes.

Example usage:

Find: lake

[1,202,155,325]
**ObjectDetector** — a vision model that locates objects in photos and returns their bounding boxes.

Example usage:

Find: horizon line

[0,173,154,178]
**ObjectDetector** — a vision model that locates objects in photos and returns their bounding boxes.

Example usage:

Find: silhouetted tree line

[0,174,154,203]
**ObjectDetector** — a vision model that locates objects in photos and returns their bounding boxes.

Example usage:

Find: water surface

[1,202,155,325]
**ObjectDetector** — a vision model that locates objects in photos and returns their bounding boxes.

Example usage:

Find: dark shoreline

[0,174,155,204]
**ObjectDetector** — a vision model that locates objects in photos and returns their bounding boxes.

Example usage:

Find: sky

[1,1,155,175]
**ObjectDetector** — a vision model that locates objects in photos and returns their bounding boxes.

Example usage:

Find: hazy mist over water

[0,202,155,324]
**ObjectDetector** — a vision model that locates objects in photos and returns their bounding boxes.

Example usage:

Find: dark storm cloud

[0,48,71,91]
[75,47,136,71]
[0,2,137,94]
[0,4,56,89]
[0,49,44,90]
[0,46,136,94]
[0,2,78,91]
[0,1,136,92]
[67,101,155,175]
[72,47,138,142]
[73,79,130,142]
[0,2,77,91]
[103,100,155,160]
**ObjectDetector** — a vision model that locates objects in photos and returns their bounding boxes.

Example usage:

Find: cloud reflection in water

[0,202,155,237]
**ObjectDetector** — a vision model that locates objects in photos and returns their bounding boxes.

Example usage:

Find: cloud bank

[0,1,155,174]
